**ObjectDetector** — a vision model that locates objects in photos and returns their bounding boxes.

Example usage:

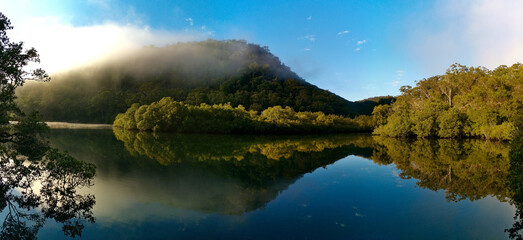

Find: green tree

[371,104,392,126]
[375,63,521,140]
[0,13,49,125]
[437,108,465,138]
[0,12,96,238]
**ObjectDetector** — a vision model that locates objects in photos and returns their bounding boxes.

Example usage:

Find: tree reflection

[0,118,96,239]
[55,129,370,215]
[113,128,368,164]
[112,129,373,187]
[370,136,511,202]
[54,129,521,238]
[370,135,523,239]
[0,12,96,238]
[111,129,517,213]
[506,133,523,239]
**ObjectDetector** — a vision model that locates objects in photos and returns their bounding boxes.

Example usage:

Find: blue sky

[1,0,522,100]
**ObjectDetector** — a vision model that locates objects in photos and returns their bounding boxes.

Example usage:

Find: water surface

[31,129,520,239]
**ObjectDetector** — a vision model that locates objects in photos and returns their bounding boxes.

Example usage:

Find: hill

[16,40,374,123]
[351,95,395,115]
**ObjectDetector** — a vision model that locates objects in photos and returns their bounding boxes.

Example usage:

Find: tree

[440,63,466,107]
[0,13,49,124]
[0,12,96,238]
[372,104,392,126]
[375,63,521,140]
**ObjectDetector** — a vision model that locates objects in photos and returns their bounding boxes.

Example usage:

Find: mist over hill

[16,40,383,123]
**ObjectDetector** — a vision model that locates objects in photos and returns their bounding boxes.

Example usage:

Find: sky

[1,0,522,101]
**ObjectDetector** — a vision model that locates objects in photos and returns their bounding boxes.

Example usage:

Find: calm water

[28,129,520,239]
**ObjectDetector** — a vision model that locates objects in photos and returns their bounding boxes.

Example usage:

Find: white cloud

[354,48,361,51]
[408,0,523,72]
[337,30,349,35]
[357,40,367,45]
[185,18,194,26]
[305,35,316,42]
[299,34,316,42]
[392,81,402,87]
[393,70,405,86]
[304,48,311,51]
[307,16,312,20]
[9,16,207,73]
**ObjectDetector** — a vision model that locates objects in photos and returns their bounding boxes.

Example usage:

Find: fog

[15,40,307,123]
[25,39,301,90]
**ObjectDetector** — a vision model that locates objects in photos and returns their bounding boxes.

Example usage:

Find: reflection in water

[49,129,519,238]
[371,136,523,239]
[370,136,511,202]
[113,128,373,164]
[114,129,513,204]
[112,129,375,185]
[52,129,374,215]
[0,123,96,239]
[507,134,523,239]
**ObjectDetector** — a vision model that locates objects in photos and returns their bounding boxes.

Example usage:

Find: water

[29,129,520,239]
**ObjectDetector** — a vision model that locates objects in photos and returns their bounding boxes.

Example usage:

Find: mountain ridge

[16,40,385,123]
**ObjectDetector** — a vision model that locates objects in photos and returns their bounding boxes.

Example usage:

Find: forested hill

[16,40,381,123]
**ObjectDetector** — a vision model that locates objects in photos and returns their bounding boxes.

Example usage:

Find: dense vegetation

[113,97,374,133]
[16,40,386,123]
[111,62,522,137]
[372,63,522,140]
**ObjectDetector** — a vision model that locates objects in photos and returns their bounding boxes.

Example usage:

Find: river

[27,129,519,239]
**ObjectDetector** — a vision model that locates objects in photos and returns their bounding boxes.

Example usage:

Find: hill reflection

[51,130,372,215]
[49,129,520,238]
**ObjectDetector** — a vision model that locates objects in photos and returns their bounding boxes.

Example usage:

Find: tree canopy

[113,97,374,134]
[372,63,522,140]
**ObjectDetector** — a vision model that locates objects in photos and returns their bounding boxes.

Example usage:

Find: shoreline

[45,122,113,129]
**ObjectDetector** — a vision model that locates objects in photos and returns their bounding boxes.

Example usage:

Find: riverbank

[45,122,113,129]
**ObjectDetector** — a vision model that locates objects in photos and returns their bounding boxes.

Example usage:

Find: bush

[437,108,465,138]
[372,112,412,137]
[481,122,517,140]
[113,97,371,134]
